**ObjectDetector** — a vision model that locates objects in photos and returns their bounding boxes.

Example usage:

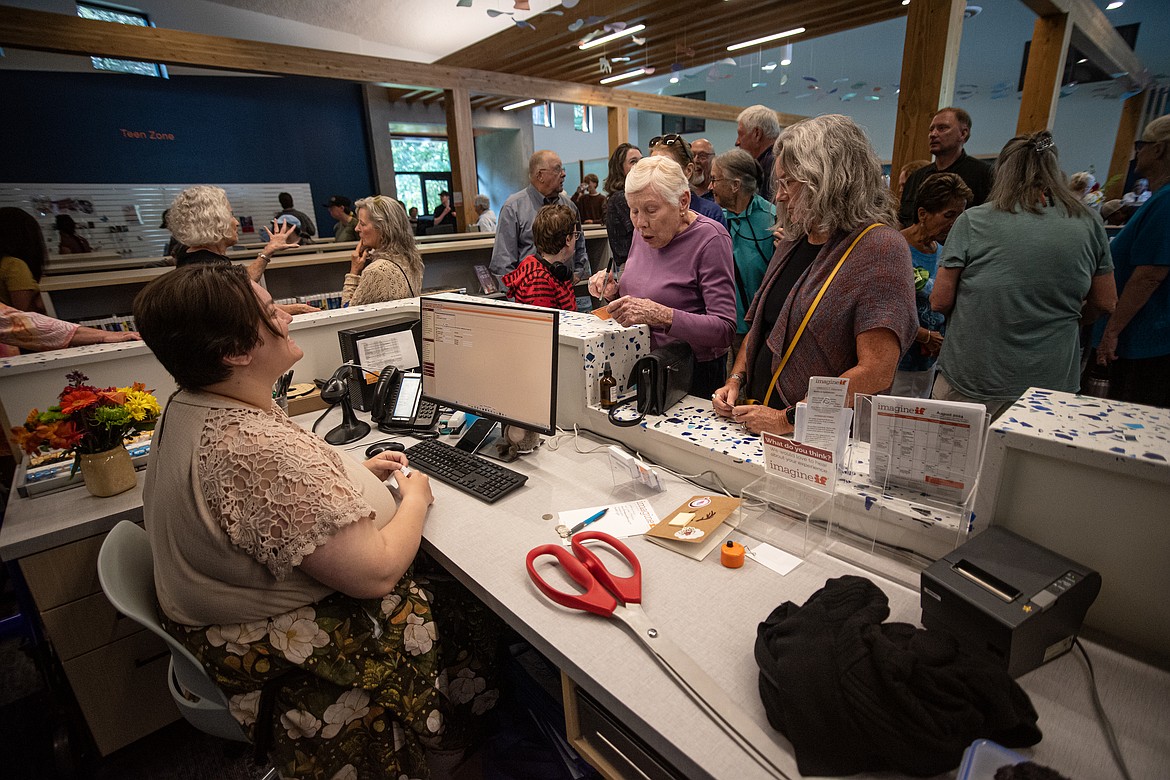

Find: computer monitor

[420,296,558,436]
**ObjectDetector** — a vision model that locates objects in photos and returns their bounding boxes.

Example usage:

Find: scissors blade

[614,605,798,780]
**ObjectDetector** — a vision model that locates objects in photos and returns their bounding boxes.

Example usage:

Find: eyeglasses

[540,165,566,175]
[1134,140,1150,153]
[708,177,736,185]
[649,134,685,148]
[772,175,803,192]
[693,151,713,161]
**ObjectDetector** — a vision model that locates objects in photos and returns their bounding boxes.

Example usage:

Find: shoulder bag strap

[760,223,882,407]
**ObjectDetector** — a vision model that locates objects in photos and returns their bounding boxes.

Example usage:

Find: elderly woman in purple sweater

[588,156,736,396]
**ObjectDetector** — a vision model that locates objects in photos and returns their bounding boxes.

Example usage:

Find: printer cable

[1074,638,1134,780]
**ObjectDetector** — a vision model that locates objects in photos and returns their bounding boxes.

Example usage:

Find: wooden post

[443,87,477,231]
[608,105,629,152]
[1016,14,1072,134]
[890,0,966,182]
[1104,91,1148,200]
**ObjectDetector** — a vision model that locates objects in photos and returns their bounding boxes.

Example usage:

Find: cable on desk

[1074,638,1134,780]
[310,406,334,434]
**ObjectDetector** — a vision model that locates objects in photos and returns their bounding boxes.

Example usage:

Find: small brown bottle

[599,362,617,409]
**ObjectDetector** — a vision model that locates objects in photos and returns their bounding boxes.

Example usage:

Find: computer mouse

[365,441,405,458]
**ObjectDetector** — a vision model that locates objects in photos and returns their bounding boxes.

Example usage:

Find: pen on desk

[568,507,608,536]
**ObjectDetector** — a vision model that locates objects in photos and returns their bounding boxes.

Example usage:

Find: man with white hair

[489,149,588,285]
[691,138,716,200]
[1096,115,1170,408]
[736,105,782,201]
[472,193,497,232]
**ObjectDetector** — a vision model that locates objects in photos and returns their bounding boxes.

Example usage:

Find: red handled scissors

[526,531,796,779]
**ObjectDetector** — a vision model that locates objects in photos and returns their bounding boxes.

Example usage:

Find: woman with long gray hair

[344,195,425,306]
[712,114,917,436]
[929,130,1116,419]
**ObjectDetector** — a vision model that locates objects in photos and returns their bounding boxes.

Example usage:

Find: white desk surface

[3,409,1168,779]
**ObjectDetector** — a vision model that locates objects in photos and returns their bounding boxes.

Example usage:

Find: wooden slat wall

[1,183,314,260]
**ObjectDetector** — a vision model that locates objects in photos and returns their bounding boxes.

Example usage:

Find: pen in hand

[569,507,608,536]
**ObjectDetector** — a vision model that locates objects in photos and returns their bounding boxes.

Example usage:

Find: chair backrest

[96,521,227,706]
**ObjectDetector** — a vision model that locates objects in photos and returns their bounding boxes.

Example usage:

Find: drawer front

[62,629,180,756]
[21,533,107,611]
[41,589,144,661]
[563,674,683,780]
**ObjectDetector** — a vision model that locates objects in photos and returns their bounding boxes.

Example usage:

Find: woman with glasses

[710,148,775,353]
[588,156,736,396]
[647,134,728,229]
[604,143,643,268]
[930,131,1116,419]
[712,114,918,436]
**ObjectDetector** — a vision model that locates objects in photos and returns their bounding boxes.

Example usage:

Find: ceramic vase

[78,446,136,497]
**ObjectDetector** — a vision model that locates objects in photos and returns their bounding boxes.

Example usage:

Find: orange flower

[59,389,99,415]
[25,408,41,426]
[98,389,127,406]
[47,421,84,450]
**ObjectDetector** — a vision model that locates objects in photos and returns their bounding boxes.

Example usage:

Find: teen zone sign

[120,128,175,140]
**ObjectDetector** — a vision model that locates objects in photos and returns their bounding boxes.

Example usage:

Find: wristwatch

[728,372,746,384]
[784,405,797,426]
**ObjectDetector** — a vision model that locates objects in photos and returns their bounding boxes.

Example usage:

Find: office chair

[97,521,276,778]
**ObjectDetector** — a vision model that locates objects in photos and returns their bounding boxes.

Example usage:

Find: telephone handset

[371,366,439,431]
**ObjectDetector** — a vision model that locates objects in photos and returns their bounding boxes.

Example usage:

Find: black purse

[607,342,694,427]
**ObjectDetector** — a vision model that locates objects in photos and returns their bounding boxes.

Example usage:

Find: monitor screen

[420,297,559,436]
[337,319,421,412]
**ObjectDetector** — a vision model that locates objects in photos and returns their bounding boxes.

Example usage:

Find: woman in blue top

[710,148,775,354]
[890,173,972,398]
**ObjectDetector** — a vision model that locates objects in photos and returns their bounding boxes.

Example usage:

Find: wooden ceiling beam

[1017,0,1149,91]
[0,4,765,122]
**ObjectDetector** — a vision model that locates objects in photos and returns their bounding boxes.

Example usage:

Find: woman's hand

[1096,330,1119,364]
[350,239,371,276]
[607,296,673,329]
[392,467,434,507]
[263,220,299,256]
[105,331,142,343]
[364,449,409,480]
[712,380,740,417]
[922,330,943,356]
[587,268,619,300]
[730,403,792,436]
[278,302,320,316]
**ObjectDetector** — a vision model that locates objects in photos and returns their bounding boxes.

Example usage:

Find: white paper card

[558,500,658,545]
[356,332,419,377]
[869,395,986,503]
[742,540,802,576]
[804,376,849,451]
[761,432,836,493]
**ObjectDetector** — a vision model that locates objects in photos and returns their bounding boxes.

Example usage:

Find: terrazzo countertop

[993,389,1170,483]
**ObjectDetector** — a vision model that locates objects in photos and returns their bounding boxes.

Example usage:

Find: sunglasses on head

[649,134,685,148]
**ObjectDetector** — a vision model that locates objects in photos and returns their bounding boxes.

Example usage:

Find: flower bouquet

[11,371,161,496]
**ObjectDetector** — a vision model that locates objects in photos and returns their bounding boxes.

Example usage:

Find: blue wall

[0,70,375,231]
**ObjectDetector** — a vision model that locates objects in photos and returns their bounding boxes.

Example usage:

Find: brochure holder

[738,473,831,559]
[607,448,666,502]
[827,394,989,589]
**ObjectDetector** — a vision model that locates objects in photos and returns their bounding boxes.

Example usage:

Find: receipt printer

[921,527,1100,678]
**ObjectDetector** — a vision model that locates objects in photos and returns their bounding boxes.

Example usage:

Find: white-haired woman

[712,114,918,436]
[588,156,735,396]
[931,131,1116,419]
[344,195,425,306]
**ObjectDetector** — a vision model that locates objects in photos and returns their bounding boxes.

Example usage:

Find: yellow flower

[120,388,161,422]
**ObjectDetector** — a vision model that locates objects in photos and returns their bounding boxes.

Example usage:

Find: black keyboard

[404,439,527,503]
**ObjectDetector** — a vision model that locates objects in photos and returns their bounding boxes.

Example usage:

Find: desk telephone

[371,367,440,431]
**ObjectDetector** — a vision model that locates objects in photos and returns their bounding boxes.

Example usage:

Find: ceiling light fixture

[502,98,536,111]
[579,23,647,50]
[727,27,805,52]
[1106,1,1124,9]
[901,0,910,6]
[781,43,793,67]
[1077,58,1088,64]
[669,76,680,83]
[600,68,647,85]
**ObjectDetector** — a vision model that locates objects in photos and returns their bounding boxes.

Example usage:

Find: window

[573,105,593,134]
[391,137,452,217]
[532,101,554,128]
[77,2,166,78]
[661,91,706,135]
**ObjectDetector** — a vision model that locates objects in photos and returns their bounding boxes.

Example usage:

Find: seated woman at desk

[344,195,425,306]
[167,186,316,316]
[588,156,736,397]
[0,206,48,313]
[133,263,499,779]
[712,114,917,435]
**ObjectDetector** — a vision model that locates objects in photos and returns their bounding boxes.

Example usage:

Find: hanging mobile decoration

[599,56,612,74]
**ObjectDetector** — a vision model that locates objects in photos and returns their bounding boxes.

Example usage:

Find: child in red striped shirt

[502,204,578,311]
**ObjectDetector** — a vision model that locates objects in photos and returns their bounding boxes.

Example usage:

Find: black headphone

[541,259,572,283]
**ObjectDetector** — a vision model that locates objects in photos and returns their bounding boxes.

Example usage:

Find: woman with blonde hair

[344,195,425,305]
[930,131,1116,419]
[712,114,918,436]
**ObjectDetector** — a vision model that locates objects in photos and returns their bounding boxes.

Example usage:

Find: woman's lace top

[198,405,375,580]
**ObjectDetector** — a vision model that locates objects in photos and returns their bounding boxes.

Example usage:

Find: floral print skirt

[162,556,502,779]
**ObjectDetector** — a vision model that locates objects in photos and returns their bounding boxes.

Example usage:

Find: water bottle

[1083,364,1111,398]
